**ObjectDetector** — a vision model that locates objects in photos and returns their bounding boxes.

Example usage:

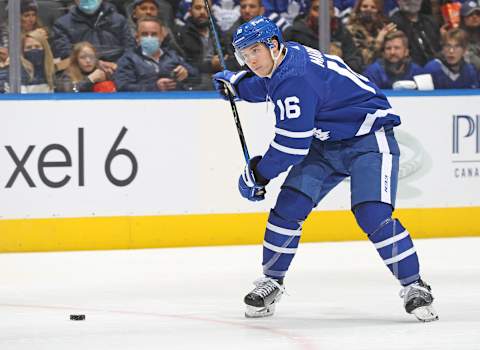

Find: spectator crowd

[0,0,479,93]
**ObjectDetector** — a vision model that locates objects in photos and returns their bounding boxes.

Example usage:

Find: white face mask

[78,0,102,15]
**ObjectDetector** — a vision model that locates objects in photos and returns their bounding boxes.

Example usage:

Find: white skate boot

[244,277,285,318]
[400,279,439,322]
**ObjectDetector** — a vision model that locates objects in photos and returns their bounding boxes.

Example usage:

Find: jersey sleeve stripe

[271,141,310,155]
[325,54,369,82]
[275,127,315,138]
[355,108,396,136]
[326,60,376,94]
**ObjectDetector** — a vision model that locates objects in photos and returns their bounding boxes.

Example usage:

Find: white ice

[0,237,479,350]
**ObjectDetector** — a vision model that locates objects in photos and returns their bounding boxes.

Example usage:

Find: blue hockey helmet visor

[232,16,284,66]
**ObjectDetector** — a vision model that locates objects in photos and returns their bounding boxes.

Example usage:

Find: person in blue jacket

[115,16,197,91]
[424,28,479,89]
[364,30,424,89]
[212,16,438,322]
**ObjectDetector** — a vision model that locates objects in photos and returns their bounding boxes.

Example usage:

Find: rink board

[1,207,480,252]
[1,92,479,252]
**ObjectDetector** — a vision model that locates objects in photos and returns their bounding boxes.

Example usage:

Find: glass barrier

[0,0,479,94]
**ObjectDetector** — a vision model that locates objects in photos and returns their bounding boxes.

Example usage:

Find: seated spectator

[0,0,49,61]
[347,0,397,67]
[285,0,364,72]
[390,0,441,66]
[22,29,56,92]
[127,0,175,29]
[224,0,264,70]
[460,0,480,71]
[424,28,479,88]
[364,30,425,88]
[52,0,135,75]
[0,56,33,93]
[55,41,114,92]
[127,0,185,55]
[115,16,197,91]
[175,0,225,90]
[20,0,49,39]
[335,0,401,22]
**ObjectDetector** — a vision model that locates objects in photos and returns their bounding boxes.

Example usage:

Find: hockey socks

[354,202,420,286]
[262,188,313,279]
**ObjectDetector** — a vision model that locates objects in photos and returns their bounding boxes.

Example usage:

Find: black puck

[70,314,86,321]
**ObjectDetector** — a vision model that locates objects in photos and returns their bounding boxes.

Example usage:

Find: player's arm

[255,77,317,180]
[212,70,267,102]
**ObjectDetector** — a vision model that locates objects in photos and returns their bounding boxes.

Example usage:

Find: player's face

[239,43,274,77]
[383,38,408,63]
[442,39,465,66]
[240,0,264,22]
[133,1,159,20]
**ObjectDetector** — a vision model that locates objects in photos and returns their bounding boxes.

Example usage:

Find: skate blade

[412,305,439,322]
[245,304,275,318]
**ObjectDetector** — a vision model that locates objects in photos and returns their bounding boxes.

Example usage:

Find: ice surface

[1,237,479,350]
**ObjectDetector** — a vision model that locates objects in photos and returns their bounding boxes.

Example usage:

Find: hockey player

[212,16,438,322]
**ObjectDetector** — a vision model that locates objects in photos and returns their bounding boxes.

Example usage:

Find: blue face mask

[78,0,102,15]
[140,36,160,56]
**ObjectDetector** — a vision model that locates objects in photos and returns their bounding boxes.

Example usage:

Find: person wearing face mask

[390,0,441,66]
[55,41,114,92]
[175,0,227,89]
[127,0,184,56]
[22,30,56,92]
[424,28,479,88]
[114,16,197,91]
[52,0,135,75]
[460,0,480,71]
[347,0,397,67]
[285,0,364,73]
[364,30,426,88]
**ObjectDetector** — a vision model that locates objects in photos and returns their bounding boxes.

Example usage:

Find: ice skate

[400,279,439,322]
[244,277,285,318]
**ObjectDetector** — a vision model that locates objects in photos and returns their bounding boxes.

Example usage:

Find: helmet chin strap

[266,43,286,78]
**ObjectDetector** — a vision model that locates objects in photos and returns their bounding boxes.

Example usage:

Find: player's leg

[350,127,438,322]
[244,187,314,318]
[245,139,346,318]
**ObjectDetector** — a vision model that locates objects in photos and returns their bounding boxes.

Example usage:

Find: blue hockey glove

[238,156,269,202]
[212,70,247,100]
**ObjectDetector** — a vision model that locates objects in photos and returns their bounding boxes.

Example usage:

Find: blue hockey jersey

[363,59,425,89]
[423,58,479,89]
[236,42,400,180]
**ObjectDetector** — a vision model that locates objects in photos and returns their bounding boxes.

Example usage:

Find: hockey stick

[203,0,251,164]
